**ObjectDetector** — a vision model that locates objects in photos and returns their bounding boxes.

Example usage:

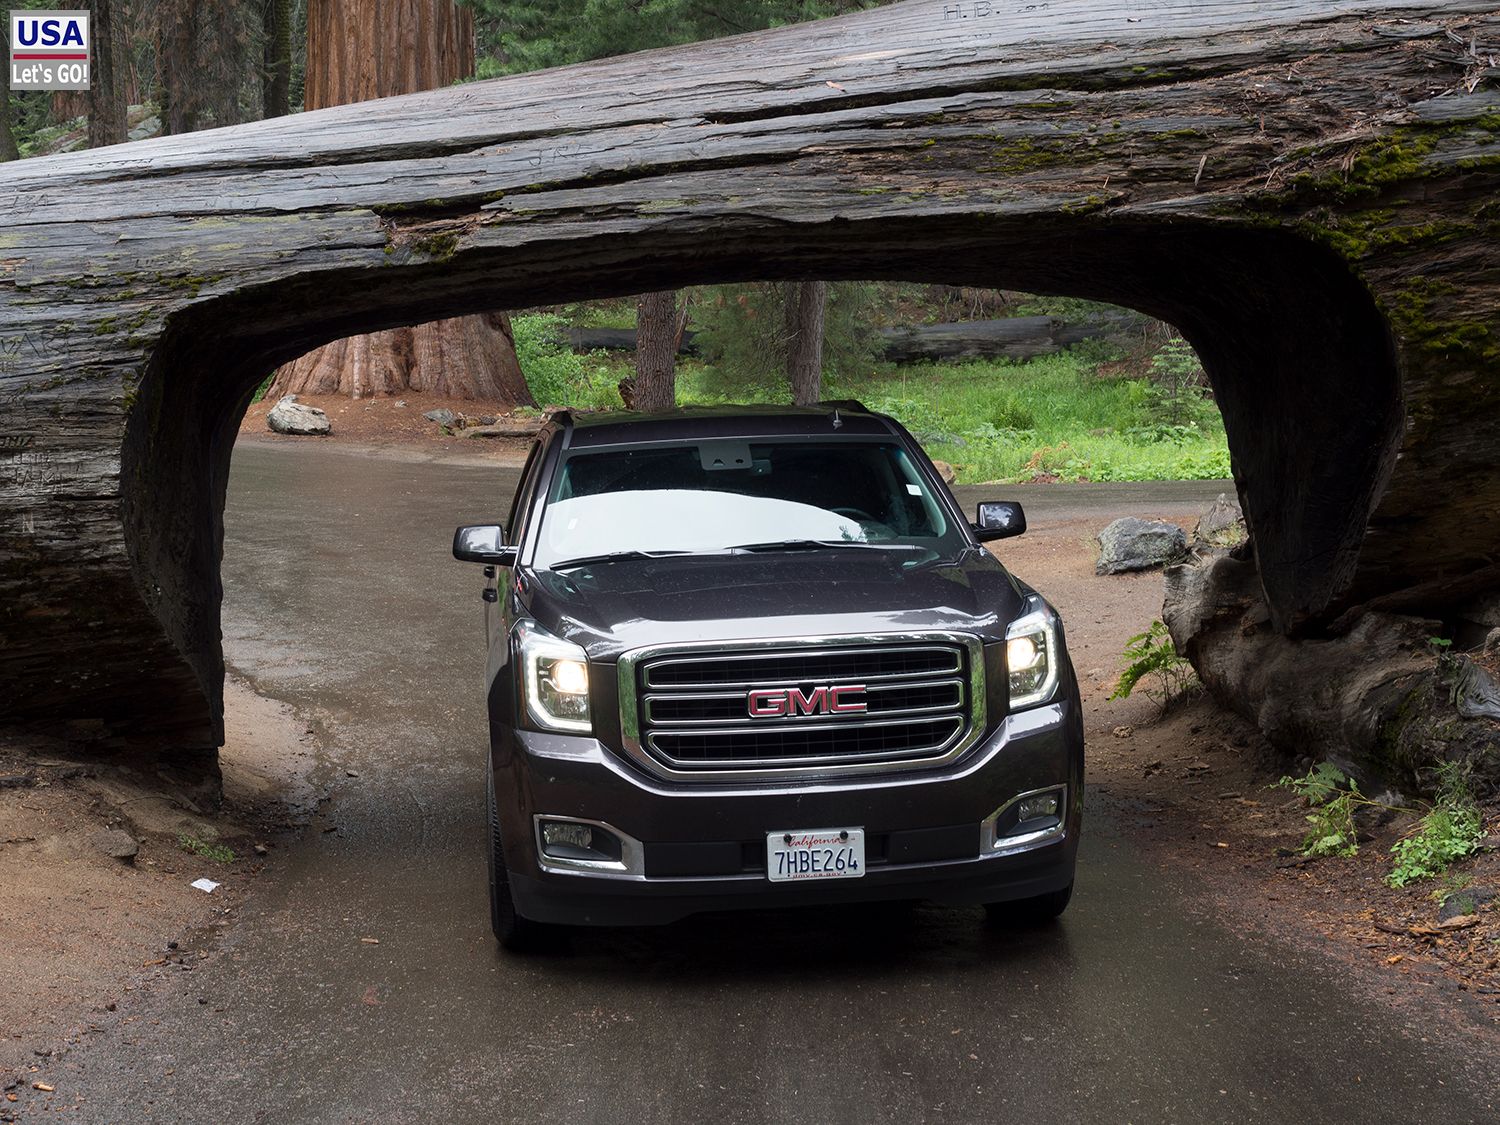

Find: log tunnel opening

[120,214,1402,748]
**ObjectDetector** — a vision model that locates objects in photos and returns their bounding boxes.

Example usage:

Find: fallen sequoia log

[0,0,1497,788]
[567,312,1143,362]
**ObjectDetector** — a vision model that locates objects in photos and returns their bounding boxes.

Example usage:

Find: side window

[506,439,545,541]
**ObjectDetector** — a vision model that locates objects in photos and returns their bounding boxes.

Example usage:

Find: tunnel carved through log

[0,0,1497,761]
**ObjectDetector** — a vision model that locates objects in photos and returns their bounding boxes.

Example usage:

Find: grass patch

[178,834,235,864]
[519,339,1231,486]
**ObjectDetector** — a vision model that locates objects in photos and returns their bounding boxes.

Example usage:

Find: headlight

[1005,600,1060,710]
[516,620,592,733]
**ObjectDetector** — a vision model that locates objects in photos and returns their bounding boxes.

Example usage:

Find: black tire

[984,881,1073,928]
[486,762,561,953]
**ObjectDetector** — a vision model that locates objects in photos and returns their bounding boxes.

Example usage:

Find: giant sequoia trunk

[269,0,529,404]
[0,1,1496,784]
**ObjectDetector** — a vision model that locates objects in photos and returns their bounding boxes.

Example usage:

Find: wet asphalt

[29,443,1495,1123]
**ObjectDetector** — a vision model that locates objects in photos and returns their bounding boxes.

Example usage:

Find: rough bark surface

[787,281,829,406]
[0,0,1497,755]
[633,291,680,412]
[87,0,127,149]
[274,0,521,403]
[304,0,473,112]
[262,0,293,119]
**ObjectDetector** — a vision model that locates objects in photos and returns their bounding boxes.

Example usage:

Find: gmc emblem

[747,684,868,718]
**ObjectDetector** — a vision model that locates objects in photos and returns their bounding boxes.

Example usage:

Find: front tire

[984,881,1073,928]
[487,761,561,952]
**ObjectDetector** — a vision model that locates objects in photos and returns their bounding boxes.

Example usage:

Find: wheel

[486,761,562,953]
[984,881,1073,928]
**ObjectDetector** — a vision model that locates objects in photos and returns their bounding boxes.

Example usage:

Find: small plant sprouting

[178,834,235,864]
[1276,763,1385,858]
[1109,620,1195,714]
[1387,762,1486,888]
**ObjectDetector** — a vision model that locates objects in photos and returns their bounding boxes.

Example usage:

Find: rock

[1096,517,1187,575]
[1438,887,1495,922]
[1455,656,1500,721]
[267,395,331,436]
[1483,627,1500,657]
[126,114,160,142]
[1193,493,1247,549]
[422,408,456,427]
[463,418,545,439]
[92,828,139,862]
[931,459,958,485]
[0,773,35,789]
[474,415,498,426]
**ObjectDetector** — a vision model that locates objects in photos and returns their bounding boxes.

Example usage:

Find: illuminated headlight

[516,620,592,733]
[1005,601,1060,710]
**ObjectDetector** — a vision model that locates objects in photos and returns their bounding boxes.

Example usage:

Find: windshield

[533,440,965,568]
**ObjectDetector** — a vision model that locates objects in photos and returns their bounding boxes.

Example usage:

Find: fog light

[1018,791,1061,823]
[542,821,593,850]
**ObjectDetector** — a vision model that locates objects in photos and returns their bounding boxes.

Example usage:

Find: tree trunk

[1,59,18,162]
[632,290,680,412]
[267,312,533,403]
[161,1,202,135]
[275,0,520,403]
[303,0,473,111]
[88,0,128,149]
[262,0,293,119]
[786,281,827,406]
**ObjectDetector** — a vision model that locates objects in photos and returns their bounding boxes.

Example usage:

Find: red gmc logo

[747,684,868,718]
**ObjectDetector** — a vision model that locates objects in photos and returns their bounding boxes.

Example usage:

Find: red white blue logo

[9,10,91,92]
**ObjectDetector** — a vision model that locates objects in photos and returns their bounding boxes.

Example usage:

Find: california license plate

[766,828,866,883]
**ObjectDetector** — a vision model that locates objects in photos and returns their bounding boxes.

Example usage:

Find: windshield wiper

[547,550,692,571]
[725,539,916,553]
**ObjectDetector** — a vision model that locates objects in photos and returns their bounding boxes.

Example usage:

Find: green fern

[1109,620,1195,714]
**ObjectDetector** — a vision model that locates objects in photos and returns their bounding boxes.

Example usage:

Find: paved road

[31,444,1492,1122]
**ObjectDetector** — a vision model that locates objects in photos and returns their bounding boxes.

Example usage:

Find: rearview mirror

[973,501,1026,542]
[453,524,518,566]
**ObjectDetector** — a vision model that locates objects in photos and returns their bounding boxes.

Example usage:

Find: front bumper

[492,697,1084,927]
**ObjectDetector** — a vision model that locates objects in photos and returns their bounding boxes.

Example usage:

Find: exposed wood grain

[0,0,1497,754]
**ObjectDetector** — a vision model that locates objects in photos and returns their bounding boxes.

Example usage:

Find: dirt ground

[0,680,325,1085]
[240,392,536,460]
[6,423,1495,1098]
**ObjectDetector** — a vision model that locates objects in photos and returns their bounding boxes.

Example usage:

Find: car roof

[555,402,898,448]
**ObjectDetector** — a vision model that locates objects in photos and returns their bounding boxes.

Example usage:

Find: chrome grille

[619,637,985,781]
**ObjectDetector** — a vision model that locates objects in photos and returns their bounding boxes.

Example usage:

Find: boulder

[422,408,456,427]
[91,828,139,863]
[266,395,330,436]
[1193,493,1247,549]
[931,459,958,485]
[1096,517,1187,575]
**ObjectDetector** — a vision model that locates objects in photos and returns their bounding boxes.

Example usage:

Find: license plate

[766,828,865,883]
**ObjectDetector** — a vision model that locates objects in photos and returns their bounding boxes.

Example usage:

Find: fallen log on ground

[566,312,1146,362]
[0,0,1496,789]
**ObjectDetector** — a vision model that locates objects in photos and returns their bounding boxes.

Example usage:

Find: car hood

[518,549,1028,661]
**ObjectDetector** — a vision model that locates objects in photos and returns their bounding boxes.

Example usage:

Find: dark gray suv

[454,403,1083,949]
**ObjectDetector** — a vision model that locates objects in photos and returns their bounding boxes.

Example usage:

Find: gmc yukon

[453,403,1083,949]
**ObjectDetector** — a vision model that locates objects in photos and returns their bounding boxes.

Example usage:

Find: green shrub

[511,314,586,406]
[1387,763,1486,887]
[1109,620,1196,714]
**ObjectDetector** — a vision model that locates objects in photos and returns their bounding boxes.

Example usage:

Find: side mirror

[973,501,1026,542]
[453,524,518,566]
